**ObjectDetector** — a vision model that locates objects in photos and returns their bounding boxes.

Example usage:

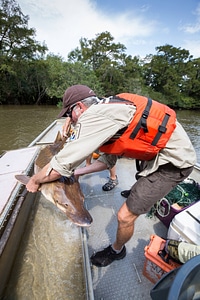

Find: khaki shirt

[50,103,196,177]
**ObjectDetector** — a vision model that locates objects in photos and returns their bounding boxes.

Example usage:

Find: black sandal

[102,176,119,191]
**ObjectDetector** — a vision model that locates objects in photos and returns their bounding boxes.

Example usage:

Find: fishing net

[165,179,200,207]
[147,178,200,218]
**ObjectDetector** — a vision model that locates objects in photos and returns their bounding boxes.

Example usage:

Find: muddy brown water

[0,106,200,161]
[3,196,86,299]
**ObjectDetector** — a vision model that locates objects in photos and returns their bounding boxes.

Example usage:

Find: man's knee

[117,203,138,225]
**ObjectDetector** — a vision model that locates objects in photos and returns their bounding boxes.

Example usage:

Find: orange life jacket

[99,93,176,161]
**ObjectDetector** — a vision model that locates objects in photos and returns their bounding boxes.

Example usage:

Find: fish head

[15,131,93,227]
[41,176,93,227]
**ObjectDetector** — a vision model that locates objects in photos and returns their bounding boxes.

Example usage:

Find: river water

[0,105,200,161]
[0,105,59,154]
[1,106,87,300]
[0,105,200,299]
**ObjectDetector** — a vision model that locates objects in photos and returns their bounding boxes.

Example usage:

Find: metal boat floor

[80,158,167,300]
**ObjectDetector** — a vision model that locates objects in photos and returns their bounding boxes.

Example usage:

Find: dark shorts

[126,164,193,215]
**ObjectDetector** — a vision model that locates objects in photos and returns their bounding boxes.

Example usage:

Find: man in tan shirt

[26,85,196,267]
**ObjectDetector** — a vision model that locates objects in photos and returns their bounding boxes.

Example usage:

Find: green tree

[68,31,126,69]
[0,0,48,104]
[68,31,131,94]
[142,45,195,107]
[120,54,144,94]
[45,54,104,103]
[0,0,47,60]
[182,59,200,99]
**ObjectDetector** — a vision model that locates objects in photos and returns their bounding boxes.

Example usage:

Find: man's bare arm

[26,163,61,193]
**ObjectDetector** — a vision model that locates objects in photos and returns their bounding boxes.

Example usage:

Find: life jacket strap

[129,98,152,139]
[151,113,170,146]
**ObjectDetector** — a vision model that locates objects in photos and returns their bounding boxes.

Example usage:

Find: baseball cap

[57,84,96,118]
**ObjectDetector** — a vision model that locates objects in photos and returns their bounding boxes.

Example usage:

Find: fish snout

[53,182,93,227]
[56,201,93,227]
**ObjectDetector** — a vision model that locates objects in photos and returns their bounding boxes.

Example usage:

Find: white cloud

[18,0,158,58]
[179,3,200,34]
[183,39,200,58]
[184,24,200,34]
[17,0,200,59]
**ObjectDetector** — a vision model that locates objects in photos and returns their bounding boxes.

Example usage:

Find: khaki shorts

[126,164,193,215]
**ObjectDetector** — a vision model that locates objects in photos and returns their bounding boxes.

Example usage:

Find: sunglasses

[68,104,77,118]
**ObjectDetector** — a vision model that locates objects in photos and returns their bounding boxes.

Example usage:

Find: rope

[147,178,200,218]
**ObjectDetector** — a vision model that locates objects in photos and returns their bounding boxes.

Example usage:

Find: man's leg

[85,154,92,166]
[91,164,194,267]
[90,202,138,267]
[113,202,138,250]
[110,165,117,180]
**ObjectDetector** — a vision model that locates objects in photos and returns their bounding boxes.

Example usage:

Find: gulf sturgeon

[15,131,93,227]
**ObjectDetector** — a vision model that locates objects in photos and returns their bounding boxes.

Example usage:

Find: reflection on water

[4,196,86,300]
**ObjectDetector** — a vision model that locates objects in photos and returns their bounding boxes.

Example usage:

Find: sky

[17,0,200,60]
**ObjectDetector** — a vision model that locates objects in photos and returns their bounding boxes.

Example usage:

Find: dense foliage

[0,0,200,109]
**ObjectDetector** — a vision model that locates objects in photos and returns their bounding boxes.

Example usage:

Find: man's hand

[62,117,71,138]
[25,163,62,192]
[26,175,40,193]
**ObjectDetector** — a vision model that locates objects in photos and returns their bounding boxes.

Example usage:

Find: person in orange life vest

[60,90,118,192]
[25,84,196,267]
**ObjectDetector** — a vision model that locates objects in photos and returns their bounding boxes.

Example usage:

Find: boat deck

[80,157,168,300]
[2,118,199,299]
